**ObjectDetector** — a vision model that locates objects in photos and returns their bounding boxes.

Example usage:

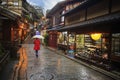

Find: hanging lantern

[91,33,102,40]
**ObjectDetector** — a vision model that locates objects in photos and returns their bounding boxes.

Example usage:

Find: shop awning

[0,15,9,19]
[57,12,120,32]
[0,6,20,20]
[47,25,63,31]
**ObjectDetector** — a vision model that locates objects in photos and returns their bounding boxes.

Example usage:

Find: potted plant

[44,33,49,46]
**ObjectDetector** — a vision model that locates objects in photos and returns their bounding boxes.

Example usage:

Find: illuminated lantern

[91,33,102,40]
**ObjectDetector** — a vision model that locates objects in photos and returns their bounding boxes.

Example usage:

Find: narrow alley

[0,0,120,80]
[22,44,114,80]
[17,36,115,80]
[0,36,118,80]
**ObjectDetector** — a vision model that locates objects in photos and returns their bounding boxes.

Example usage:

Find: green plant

[25,15,32,22]
[44,33,49,46]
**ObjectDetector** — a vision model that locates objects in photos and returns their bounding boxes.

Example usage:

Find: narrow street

[22,44,114,80]
[17,36,115,80]
[0,36,117,80]
[0,0,120,80]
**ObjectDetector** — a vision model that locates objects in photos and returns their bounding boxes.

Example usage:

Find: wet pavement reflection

[23,44,115,80]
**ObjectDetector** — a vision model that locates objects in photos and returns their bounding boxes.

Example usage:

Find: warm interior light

[91,33,102,40]
[19,23,24,29]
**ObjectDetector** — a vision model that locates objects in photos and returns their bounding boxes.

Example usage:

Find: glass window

[57,32,67,45]
[76,33,109,59]
[112,33,120,56]
[76,34,84,49]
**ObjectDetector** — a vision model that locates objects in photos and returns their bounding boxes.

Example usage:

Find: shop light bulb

[91,33,102,40]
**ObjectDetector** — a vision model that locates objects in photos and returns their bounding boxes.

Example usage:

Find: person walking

[33,38,40,58]
[35,30,40,35]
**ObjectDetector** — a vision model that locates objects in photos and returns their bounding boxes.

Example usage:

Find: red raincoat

[33,38,40,50]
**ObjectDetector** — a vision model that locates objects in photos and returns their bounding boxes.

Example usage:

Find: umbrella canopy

[32,35,44,39]
[35,31,40,35]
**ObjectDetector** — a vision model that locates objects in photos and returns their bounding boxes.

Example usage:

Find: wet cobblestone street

[0,0,120,80]
[23,44,115,80]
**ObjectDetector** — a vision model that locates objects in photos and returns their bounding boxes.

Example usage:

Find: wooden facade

[46,1,66,48]
[48,31,58,48]
[46,0,83,49]
[58,0,120,70]
[0,0,40,59]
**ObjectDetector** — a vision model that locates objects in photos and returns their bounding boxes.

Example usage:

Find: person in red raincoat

[33,38,40,58]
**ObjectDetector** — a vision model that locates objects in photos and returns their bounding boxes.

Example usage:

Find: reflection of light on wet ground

[80,68,90,80]
[57,59,61,69]
[25,44,114,80]
[12,47,28,80]
[29,71,55,80]
[81,68,87,76]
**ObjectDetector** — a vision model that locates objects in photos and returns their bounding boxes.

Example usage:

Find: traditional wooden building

[0,0,40,59]
[0,0,25,43]
[58,0,120,71]
[46,0,83,49]
[46,1,66,48]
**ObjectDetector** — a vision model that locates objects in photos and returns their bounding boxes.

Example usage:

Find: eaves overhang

[57,12,120,32]
[47,25,63,31]
[0,6,20,20]
[62,0,101,16]
[47,1,66,16]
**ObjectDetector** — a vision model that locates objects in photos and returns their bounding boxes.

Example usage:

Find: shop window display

[57,32,68,51]
[69,33,75,45]
[112,33,120,56]
[58,32,67,45]
[111,33,120,70]
[68,33,75,57]
[76,35,85,56]
[75,33,109,66]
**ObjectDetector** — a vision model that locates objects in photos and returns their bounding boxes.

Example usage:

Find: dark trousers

[35,50,38,57]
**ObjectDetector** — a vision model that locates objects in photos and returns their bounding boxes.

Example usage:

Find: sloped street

[0,35,118,80]
[17,35,115,80]
[0,0,120,80]
[21,43,114,80]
